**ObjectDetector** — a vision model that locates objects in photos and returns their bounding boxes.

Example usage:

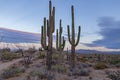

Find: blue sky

[0,0,120,49]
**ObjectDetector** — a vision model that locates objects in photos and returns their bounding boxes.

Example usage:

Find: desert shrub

[115,63,120,68]
[52,64,67,73]
[22,50,34,67]
[52,54,59,60]
[106,70,120,80]
[0,66,25,79]
[27,48,36,53]
[38,48,43,51]
[80,57,88,62]
[89,76,93,80]
[1,52,18,61]
[23,56,33,68]
[29,68,47,79]
[79,68,90,76]
[38,52,45,59]
[30,71,47,79]
[77,63,89,69]
[0,48,10,53]
[94,62,108,69]
[110,60,120,65]
[70,67,90,76]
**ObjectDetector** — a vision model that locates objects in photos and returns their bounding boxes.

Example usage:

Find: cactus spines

[67,5,81,67]
[56,19,65,51]
[41,0,55,70]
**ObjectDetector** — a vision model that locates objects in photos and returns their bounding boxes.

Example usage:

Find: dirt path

[0,58,23,72]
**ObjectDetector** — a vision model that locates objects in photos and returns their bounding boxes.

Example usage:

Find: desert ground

[0,48,119,80]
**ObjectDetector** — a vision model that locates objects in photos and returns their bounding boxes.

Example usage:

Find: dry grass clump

[52,64,68,73]
[38,52,45,59]
[94,62,108,69]
[0,65,25,79]
[0,52,19,61]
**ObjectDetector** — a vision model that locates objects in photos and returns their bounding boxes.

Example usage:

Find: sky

[0,0,120,50]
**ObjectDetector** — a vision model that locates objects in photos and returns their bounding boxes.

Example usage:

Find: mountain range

[0,27,119,54]
[75,49,120,54]
[0,28,40,43]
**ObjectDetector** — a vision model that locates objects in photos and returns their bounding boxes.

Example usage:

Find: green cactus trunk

[41,1,55,70]
[56,20,65,51]
[56,20,65,63]
[67,5,81,68]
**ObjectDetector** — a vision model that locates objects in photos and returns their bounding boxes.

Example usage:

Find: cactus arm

[56,29,59,50]
[59,20,62,50]
[60,19,62,33]
[41,26,44,47]
[52,7,55,33]
[47,20,49,37]
[44,18,47,46]
[71,5,74,29]
[49,0,52,18]
[67,25,72,45]
[41,26,47,50]
[74,26,81,46]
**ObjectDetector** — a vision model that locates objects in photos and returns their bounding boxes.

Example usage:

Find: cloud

[86,16,120,49]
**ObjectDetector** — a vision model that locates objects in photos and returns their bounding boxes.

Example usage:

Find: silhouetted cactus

[41,0,55,70]
[56,19,65,51]
[67,5,81,67]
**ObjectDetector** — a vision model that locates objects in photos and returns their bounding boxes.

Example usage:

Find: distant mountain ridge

[0,27,57,43]
[75,49,120,54]
[0,27,40,43]
[0,28,120,54]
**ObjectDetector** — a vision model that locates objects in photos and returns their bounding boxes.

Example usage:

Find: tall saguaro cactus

[41,0,55,70]
[67,5,81,67]
[56,19,65,51]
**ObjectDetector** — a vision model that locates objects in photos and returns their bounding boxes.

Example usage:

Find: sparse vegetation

[38,52,45,59]
[106,70,120,80]
[110,59,120,65]
[29,68,47,80]
[0,0,120,80]
[52,64,68,73]
[0,52,19,61]
[94,62,108,69]
[0,65,25,79]
[52,53,59,60]
[80,57,88,62]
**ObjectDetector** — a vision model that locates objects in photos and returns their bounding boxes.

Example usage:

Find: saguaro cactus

[41,18,47,50]
[56,19,65,51]
[67,5,81,67]
[41,0,55,70]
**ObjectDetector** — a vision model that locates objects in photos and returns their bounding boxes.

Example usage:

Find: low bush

[80,57,88,62]
[29,68,47,79]
[106,70,120,80]
[110,60,120,65]
[38,52,45,59]
[0,66,25,79]
[1,52,18,61]
[94,62,108,69]
[52,64,67,73]
[69,67,90,76]
[52,54,59,60]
